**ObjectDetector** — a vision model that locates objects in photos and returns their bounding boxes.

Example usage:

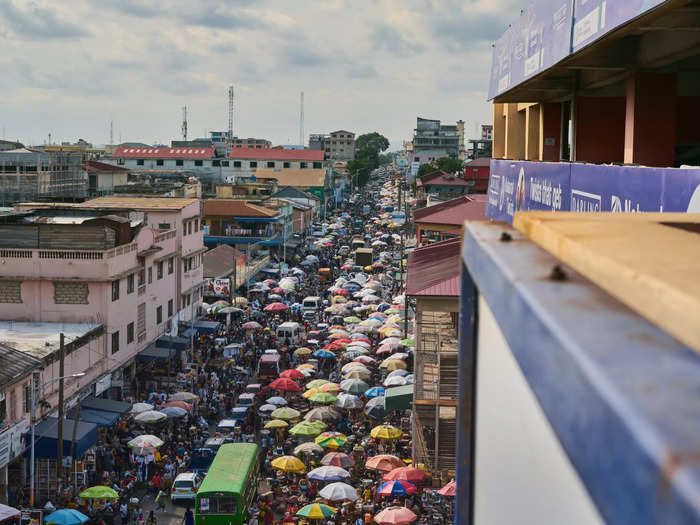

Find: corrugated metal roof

[84,160,129,173]
[414,196,487,225]
[464,157,492,167]
[80,197,198,210]
[0,343,42,387]
[406,238,462,297]
[203,199,280,218]
[113,146,215,159]
[228,148,324,161]
[203,244,245,278]
[255,168,327,188]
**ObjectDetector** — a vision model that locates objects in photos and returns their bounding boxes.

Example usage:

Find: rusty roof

[79,196,199,210]
[406,238,462,297]
[203,244,245,278]
[203,199,280,218]
[414,195,487,226]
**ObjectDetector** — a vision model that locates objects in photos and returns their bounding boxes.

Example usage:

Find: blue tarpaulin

[80,396,132,415]
[137,345,175,363]
[69,408,119,427]
[25,417,97,459]
[155,335,190,351]
[193,320,221,334]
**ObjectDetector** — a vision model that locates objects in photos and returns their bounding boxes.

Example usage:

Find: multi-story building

[85,160,129,197]
[230,137,271,149]
[227,148,325,177]
[327,131,355,161]
[308,134,327,154]
[481,124,493,141]
[202,199,282,249]
[412,117,460,161]
[0,148,86,206]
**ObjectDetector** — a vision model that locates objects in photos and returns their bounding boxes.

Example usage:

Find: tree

[416,157,463,180]
[417,163,437,178]
[347,132,390,186]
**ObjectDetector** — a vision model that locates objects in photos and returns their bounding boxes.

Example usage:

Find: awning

[385,385,414,412]
[155,335,190,351]
[80,396,132,415]
[25,417,97,459]
[193,320,221,334]
[69,408,119,427]
[137,345,176,363]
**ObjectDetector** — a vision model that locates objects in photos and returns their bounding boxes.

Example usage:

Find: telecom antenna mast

[228,85,234,141]
[181,106,188,140]
[110,120,114,145]
[299,91,304,146]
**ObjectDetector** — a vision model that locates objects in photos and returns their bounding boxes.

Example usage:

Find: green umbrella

[270,407,301,420]
[400,338,415,347]
[289,420,327,437]
[343,316,362,324]
[307,379,330,390]
[309,392,338,404]
[79,486,119,499]
[296,503,336,519]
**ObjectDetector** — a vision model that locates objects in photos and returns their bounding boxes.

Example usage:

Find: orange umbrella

[365,455,404,472]
[382,467,426,483]
[163,401,192,411]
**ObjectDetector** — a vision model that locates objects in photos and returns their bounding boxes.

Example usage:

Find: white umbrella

[266,397,288,406]
[134,410,167,424]
[384,375,407,387]
[131,402,154,414]
[306,255,319,262]
[336,393,363,409]
[169,392,198,402]
[386,369,409,379]
[259,404,277,413]
[319,482,359,501]
[128,435,164,448]
[405,374,415,384]
[307,466,350,481]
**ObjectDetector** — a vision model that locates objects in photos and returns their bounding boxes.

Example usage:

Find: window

[176,159,184,166]
[234,161,242,168]
[313,161,322,169]
[168,299,173,317]
[188,221,192,235]
[212,160,220,167]
[249,161,257,168]
[127,274,134,294]
[168,257,174,274]
[194,218,199,232]
[158,223,171,230]
[300,162,307,169]
[111,280,120,301]
[283,162,290,168]
[156,159,164,166]
[9,389,16,422]
[157,261,163,279]
[138,268,145,286]
[221,160,229,167]
[127,322,134,343]
[23,385,31,414]
[156,305,162,324]
[137,303,146,338]
[266,161,275,168]
[111,331,120,354]
[148,267,152,284]
[194,160,203,167]
[137,159,144,166]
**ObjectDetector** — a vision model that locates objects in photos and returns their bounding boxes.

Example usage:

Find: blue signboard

[486,160,700,223]
[489,0,670,99]
[489,0,573,99]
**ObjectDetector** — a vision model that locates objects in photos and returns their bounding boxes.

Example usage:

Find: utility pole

[70,405,80,492]
[57,333,65,483]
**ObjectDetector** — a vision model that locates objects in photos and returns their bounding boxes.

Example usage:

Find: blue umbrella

[313,350,336,359]
[377,303,391,312]
[364,387,386,398]
[45,509,89,525]
[377,480,417,497]
[160,406,187,418]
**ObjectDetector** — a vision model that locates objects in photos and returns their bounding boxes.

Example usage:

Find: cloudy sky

[0,0,518,149]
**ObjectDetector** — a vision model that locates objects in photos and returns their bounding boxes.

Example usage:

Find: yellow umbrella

[319,383,340,393]
[294,347,312,356]
[344,369,371,380]
[342,362,369,373]
[380,359,407,371]
[307,379,329,389]
[264,419,289,429]
[233,296,248,306]
[271,455,306,473]
[270,407,301,420]
[297,363,316,370]
[303,388,322,399]
[370,425,403,440]
[332,296,348,304]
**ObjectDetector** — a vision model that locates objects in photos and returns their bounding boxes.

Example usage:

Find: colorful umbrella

[437,480,456,497]
[307,466,350,482]
[271,455,306,473]
[264,302,289,312]
[302,387,321,399]
[365,455,404,472]
[319,382,340,393]
[383,467,427,483]
[134,410,167,424]
[378,480,417,497]
[306,379,330,389]
[296,503,336,520]
[45,509,89,525]
[280,369,306,379]
[309,392,338,404]
[371,425,403,440]
[364,387,386,398]
[79,486,119,499]
[270,407,301,420]
[373,506,417,525]
[315,432,348,449]
[318,482,358,502]
[269,378,302,392]
[321,452,355,468]
[264,419,289,429]
[289,420,327,437]
[293,442,324,456]
[343,316,362,324]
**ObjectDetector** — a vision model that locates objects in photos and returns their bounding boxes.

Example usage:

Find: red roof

[464,157,492,168]
[113,146,215,159]
[228,148,324,161]
[413,195,487,226]
[84,160,129,172]
[406,238,461,297]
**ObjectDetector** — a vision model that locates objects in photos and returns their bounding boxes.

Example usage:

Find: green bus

[194,443,260,525]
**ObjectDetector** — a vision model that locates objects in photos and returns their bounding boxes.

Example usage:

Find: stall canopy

[193,320,221,334]
[25,417,97,459]
[68,408,118,427]
[80,396,132,415]
[385,385,414,412]
[155,335,190,351]
[137,345,175,363]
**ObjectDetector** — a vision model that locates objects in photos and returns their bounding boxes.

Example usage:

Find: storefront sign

[486,160,700,223]
[0,419,28,468]
[94,374,111,396]
[20,510,42,525]
[204,278,231,298]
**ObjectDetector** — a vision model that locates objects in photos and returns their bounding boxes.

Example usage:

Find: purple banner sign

[486,160,700,223]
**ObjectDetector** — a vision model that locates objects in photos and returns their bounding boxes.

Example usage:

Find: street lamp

[30,372,86,507]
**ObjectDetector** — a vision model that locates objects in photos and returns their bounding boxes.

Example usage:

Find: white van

[171,472,201,501]
[276,322,304,345]
[302,296,322,314]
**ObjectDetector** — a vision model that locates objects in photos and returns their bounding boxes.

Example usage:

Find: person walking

[183,507,194,525]
[155,489,168,513]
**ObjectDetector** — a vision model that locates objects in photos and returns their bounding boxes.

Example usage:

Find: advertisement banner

[0,419,28,469]
[486,161,700,223]
[204,278,230,298]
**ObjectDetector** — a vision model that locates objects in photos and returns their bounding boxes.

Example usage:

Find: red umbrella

[373,506,417,525]
[264,302,289,312]
[320,452,355,468]
[333,338,352,344]
[437,480,456,497]
[280,369,306,380]
[377,480,417,497]
[324,342,346,351]
[269,378,302,392]
[375,346,394,355]
[163,401,192,411]
[365,455,404,472]
[334,288,350,296]
[271,287,285,294]
[383,467,426,483]
[242,321,262,330]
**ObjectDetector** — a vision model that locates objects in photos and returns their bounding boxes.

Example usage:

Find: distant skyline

[0,0,519,150]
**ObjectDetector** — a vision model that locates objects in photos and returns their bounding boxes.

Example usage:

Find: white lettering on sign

[571,189,601,212]
[498,73,511,94]
[573,7,600,47]
[529,177,563,211]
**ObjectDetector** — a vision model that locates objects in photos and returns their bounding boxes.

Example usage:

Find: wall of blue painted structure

[486,160,700,223]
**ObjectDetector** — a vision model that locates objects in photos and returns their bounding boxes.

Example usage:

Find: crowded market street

[17,171,455,525]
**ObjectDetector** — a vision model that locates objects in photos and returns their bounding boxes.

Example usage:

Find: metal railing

[154,229,177,243]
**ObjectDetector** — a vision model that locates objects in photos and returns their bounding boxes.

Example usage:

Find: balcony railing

[154,229,177,243]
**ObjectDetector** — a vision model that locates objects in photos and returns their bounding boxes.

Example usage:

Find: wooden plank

[513,212,700,355]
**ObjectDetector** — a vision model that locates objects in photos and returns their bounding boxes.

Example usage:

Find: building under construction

[0,148,86,206]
